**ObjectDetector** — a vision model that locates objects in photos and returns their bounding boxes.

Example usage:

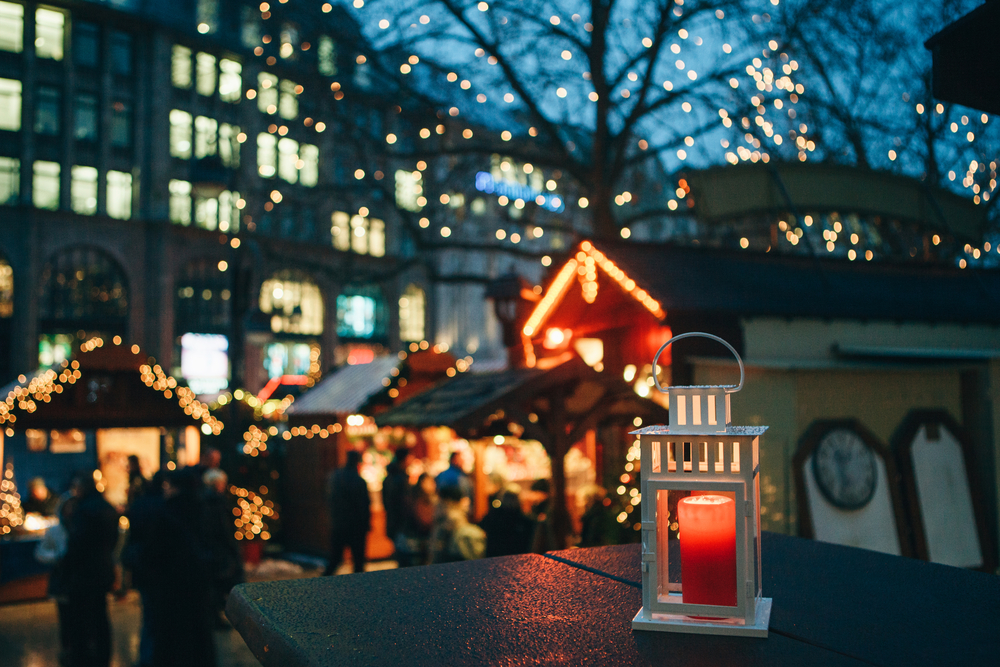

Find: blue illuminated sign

[475,172,564,212]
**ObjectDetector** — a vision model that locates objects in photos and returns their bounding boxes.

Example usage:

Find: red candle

[678,495,737,607]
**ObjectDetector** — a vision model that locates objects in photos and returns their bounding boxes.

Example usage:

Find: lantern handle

[651,332,744,394]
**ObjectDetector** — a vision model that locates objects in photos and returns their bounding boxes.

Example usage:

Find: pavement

[0,558,398,667]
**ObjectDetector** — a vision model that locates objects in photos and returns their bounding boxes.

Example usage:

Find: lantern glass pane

[656,488,740,607]
[754,466,762,598]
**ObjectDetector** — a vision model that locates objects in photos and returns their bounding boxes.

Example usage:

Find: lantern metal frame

[631,332,771,637]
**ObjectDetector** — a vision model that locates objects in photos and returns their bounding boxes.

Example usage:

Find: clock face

[812,428,877,510]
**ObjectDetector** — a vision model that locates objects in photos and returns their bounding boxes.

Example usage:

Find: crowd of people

[35,449,242,667]
[326,447,622,573]
[29,444,620,664]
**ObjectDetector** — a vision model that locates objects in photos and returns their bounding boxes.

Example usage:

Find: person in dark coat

[202,468,243,627]
[381,447,412,553]
[123,471,165,667]
[480,487,534,557]
[578,485,620,547]
[435,452,473,507]
[126,455,149,508]
[144,468,217,667]
[62,470,120,667]
[324,450,371,575]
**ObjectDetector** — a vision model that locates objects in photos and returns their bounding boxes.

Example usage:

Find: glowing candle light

[678,494,737,607]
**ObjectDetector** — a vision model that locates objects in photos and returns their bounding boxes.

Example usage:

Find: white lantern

[631,333,771,637]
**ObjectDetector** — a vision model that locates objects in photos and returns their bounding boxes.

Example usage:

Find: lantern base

[631,598,772,637]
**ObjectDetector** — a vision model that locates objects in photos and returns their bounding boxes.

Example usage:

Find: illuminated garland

[0,337,222,434]
[616,431,643,532]
[211,389,295,420]
[0,462,24,534]
[230,484,278,541]
[523,241,665,366]
[282,423,341,441]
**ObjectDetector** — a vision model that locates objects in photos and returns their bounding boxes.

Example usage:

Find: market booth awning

[286,349,458,425]
[286,355,401,421]
[375,354,669,441]
[0,338,221,432]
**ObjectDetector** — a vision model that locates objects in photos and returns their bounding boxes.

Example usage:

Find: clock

[812,428,877,510]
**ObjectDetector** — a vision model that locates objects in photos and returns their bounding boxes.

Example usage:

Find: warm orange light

[543,327,570,349]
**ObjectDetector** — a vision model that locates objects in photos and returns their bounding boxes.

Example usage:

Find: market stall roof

[287,350,461,422]
[286,356,401,418]
[524,240,1000,352]
[375,355,669,439]
[0,337,221,432]
[376,366,546,432]
[925,1,1000,115]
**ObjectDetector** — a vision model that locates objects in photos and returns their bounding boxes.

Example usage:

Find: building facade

[0,0,434,395]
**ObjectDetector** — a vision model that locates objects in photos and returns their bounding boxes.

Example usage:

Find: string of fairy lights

[237,1,996,271]
[0,463,24,535]
[231,484,277,541]
[616,423,644,531]
[0,337,222,435]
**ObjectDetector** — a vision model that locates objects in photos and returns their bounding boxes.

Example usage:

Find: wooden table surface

[227,532,999,666]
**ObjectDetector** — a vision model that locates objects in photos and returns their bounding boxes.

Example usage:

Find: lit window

[169,179,192,224]
[331,212,384,257]
[277,137,298,183]
[218,190,240,233]
[194,116,218,158]
[110,31,131,75]
[263,341,317,380]
[259,273,324,335]
[73,22,98,67]
[0,157,20,205]
[318,36,337,76]
[0,1,23,54]
[351,215,368,255]
[110,101,131,147]
[331,211,350,252]
[35,8,64,61]
[369,218,385,257]
[399,284,425,341]
[279,24,298,60]
[170,109,192,158]
[395,170,423,211]
[0,256,11,317]
[196,52,216,96]
[32,161,60,210]
[34,86,60,135]
[219,123,240,168]
[195,195,218,230]
[0,78,21,131]
[219,59,242,102]
[257,133,276,177]
[336,290,381,339]
[70,165,98,215]
[106,170,132,220]
[172,45,192,89]
[73,94,98,141]
[299,144,318,187]
[257,72,278,114]
[279,79,298,119]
